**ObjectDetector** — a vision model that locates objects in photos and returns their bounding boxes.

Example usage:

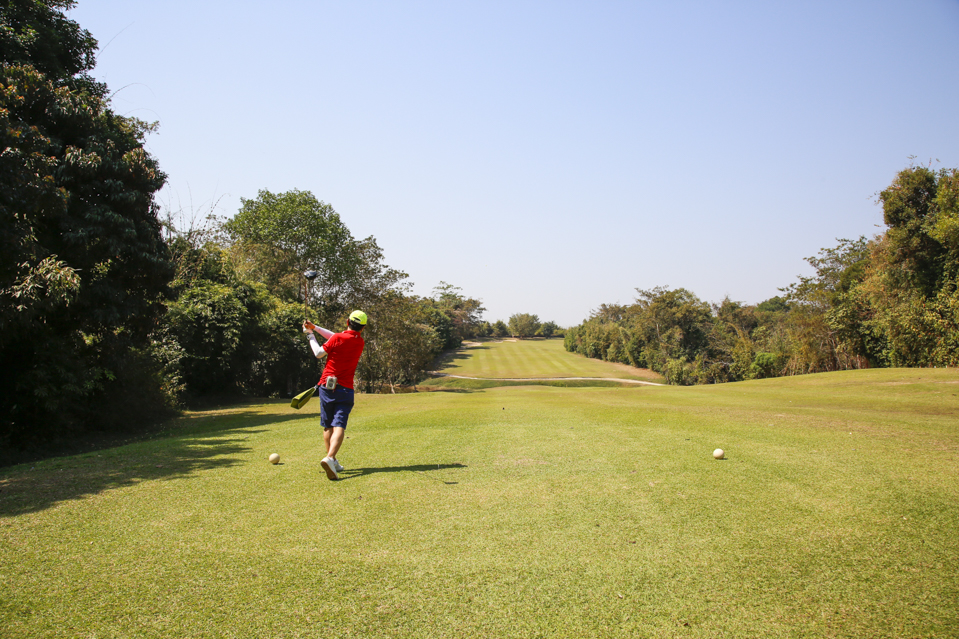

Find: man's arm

[306,333,327,359]
[304,320,334,339]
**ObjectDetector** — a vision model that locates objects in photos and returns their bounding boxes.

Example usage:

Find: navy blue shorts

[319,386,355,430]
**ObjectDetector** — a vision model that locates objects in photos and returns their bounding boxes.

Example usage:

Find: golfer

[303,310,367,480]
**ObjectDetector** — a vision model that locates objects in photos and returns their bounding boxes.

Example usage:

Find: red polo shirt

[319,329,365,390]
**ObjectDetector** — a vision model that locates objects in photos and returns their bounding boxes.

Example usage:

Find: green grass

[424,376,639,391]
[2,368,958,637]
[434,337,664,382]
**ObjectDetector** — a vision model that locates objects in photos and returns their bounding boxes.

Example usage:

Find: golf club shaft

[303,279,310,319]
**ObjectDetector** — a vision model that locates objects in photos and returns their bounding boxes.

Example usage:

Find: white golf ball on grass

[269,453,280,465]
[713,448,725,460]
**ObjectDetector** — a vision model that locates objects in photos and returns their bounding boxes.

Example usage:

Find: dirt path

[429,373,665,386]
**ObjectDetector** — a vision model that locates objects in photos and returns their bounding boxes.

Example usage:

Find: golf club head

[303,269,319,281]
[291,385,316,409]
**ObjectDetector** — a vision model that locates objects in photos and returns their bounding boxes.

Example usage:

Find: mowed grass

[435,338,664,382]
[2,368,959,638]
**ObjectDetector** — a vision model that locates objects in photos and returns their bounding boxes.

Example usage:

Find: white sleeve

[315,326,334,339]
[307,333,327,359]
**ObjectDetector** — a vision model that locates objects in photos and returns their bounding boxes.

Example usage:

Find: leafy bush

[749,352,786,379]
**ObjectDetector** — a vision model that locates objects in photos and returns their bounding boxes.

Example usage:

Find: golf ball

[713,449,725,460]
[269,453,280,465]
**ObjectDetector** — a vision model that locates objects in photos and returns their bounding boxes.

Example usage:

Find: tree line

[467,314,562,340]
[565,165,959,384]
[1,1,492,456]
[161,193,489,401]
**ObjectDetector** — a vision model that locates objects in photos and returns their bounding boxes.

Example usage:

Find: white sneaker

[332,459,344,473]
[321,457,338,480]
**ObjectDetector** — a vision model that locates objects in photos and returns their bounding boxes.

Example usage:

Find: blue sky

[70,1,959,326]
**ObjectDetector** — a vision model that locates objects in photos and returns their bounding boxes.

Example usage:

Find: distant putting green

[434,337,663,382]
[2,368,958,637]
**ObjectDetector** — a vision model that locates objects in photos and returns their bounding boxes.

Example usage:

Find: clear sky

[69,0,959,327]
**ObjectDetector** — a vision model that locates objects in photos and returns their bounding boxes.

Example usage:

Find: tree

[155,213,336,401]
[538,321,560,338]
[0,0,97,80]
[1,0,173,452]
[930,169,959,270]
[859,166,959,366]
[704,298,756,382]
[426,304,458,350]
[508,313,541,338]
[564,288,714,384]
[178,191,434,396]
[355,293,441,393]
[631,287,712,367]
[162,280,259,395]
[782,238,877,372]
[428,281,486,343]
[756,296,789,313]
[223,189,409,339]
[224,189,357,312]
[878,167,947,297]
[492,319,509,337]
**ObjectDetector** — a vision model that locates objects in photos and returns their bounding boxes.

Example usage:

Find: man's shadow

[337,463,466,484]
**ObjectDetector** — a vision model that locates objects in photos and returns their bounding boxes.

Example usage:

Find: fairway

[435,337,663,382]
[2,369,959,638]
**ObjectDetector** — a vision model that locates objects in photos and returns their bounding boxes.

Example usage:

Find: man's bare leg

[322,427,346,480]
[324,427,345,459]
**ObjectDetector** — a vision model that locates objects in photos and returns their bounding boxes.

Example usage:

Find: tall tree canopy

[427,281,486,348]
[224,189,355,305]
[223,189,408,325]
[1,0,172,451]
[0,0,96,80]
[861,166,959,366]
[508,312,541,338]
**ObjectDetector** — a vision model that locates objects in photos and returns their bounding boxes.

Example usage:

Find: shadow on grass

[0,409,312,518]
[338,463,467,484]
[431,344,490,370]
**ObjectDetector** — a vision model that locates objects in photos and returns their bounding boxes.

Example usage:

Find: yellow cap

[349,310,368,325]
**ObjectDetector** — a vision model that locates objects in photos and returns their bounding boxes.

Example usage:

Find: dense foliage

[161,202,488,398]
[1,0,172,453]
[566,165,959,383]
[482,313,561,339]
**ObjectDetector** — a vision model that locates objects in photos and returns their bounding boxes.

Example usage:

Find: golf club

[292,268,322,410]
[291,384,318,409]
[302,269,319,320]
